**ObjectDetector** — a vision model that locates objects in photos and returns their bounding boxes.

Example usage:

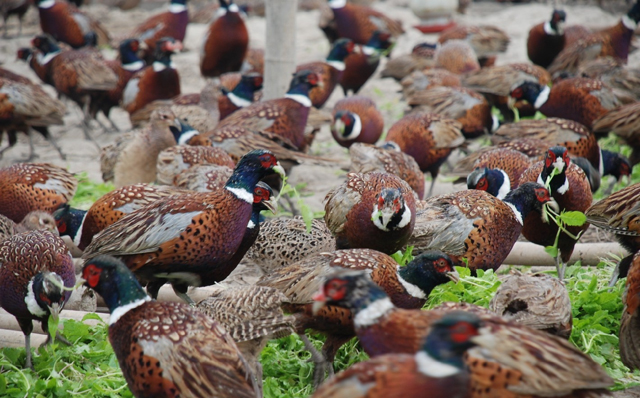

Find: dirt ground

[2,0,637,215]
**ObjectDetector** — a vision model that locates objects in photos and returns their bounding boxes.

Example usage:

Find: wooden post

[264,0,298,100]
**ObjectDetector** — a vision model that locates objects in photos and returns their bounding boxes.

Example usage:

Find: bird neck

[420,335,466,373]
[101,271,150,326]
[397,264,440,300]
[224,166,262,204]
[230,80,256,104]
[503,188,538,225]
[38,0,56,9]
[121,48,144,71]
[62,208,87,243]
[538,166,569,195]
[285,81,313,107]
[169,0,187,13]
[488,169,511,200]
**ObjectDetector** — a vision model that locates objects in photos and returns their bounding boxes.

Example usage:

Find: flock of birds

[2,0,640,397]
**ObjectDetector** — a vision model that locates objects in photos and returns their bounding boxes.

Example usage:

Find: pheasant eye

[57,220,67,233]
[436,258,448,269]
[476,177,487,190]
[259,153,276,168]
[378,196,385,207]
[512,88,522,99]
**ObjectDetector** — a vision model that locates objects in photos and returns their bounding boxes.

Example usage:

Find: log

[504,242,628,267]
[264,0,298,100]
[0,330,47,349]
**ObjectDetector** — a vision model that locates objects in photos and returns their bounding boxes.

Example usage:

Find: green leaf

[544,245,558,259]
[559,211,587,227]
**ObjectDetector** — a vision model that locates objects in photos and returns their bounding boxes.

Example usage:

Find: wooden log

[504,242,628,267]
[0,330,47,349]
[264,0,297,100]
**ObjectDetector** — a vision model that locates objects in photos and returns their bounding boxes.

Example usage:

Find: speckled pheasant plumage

[172,164,234,192]
[258,248,458,386]
[0,74,67,161]
[407,86,492,139]
[312,310,474,398]
[0,211,59,241]
[314,270,613,398]
[385,112,464,197]
[325,172,417,254]
[462,63,551,120]
[331,95,384,148]
[453,147,533,190]
[83,150,284,303]
[434,40,480,74]
[156,145,235,186]
[380,42,437,82]
[213,70,319,151]
[400,69,462,100]
[408,183,556,272]
[54,184,186,251]
[490,271,572,338]
[0,163,77,223]
[519,147,592,277]
[578,57,640,103]
[510,78,619,129]
[438,25,509,66]
[592,101,640,165]
[493,118,600,169]
[586,182,640,281]
[548,1,640,76]
[349,143,425,199]
[82,255,257,398]
[0,230,75,368]
[620,251,640,371]
[243,216,335,274]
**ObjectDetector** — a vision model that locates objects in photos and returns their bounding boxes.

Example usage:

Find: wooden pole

[264,0,298,100]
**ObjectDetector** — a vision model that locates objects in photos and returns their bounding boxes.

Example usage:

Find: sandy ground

[0,1,635,213]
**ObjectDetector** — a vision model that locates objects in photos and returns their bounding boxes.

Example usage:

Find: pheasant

[0,163,77,223]
[200,0,248,78]
[35,0,110,48]
[82,255,258,398]
[83,149,285,303]
[324,172,417,254]
[330,96,384,148]
[0,231,75,369]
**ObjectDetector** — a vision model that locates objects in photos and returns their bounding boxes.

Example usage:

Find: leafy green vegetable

[69,172,114,210]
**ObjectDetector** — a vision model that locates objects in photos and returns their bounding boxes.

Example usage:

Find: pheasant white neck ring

[122,61,145,71]
[623,14,638,30]
[505,202,523,225]
[354,297,394,327]
[109,297,151,325]
[285,93,312,107]
[534,85,551,109]
[226,186,254,203]
[397,270,426,299]
[337,114,362,141]
[328,0,347,9]
[177,129,199,145]
[326,60,346,71]
[169,3,187,13]
[38,50,61,65]
[227,92,252,107]
[25,279,47,318]
[38,0,55,8]
[152,62,176,72]
[415,351,461,378]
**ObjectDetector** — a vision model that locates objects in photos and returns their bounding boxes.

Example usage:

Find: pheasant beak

[167,40,183,52]
[541,198,560,224]
[48,302,61,327]
[263,197,278,214]
[446,269,460,283]
[507,96,517,110]
[311,291,327,315]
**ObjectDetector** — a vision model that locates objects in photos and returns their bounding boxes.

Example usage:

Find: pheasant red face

[56,220,67,234]
[449,320,480,343]
[324,278,348,301]
[475,177,488,191]
[130,40,139,53]
[534,187,552,203]
[306,72,320,87]
[82,264,103,288]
